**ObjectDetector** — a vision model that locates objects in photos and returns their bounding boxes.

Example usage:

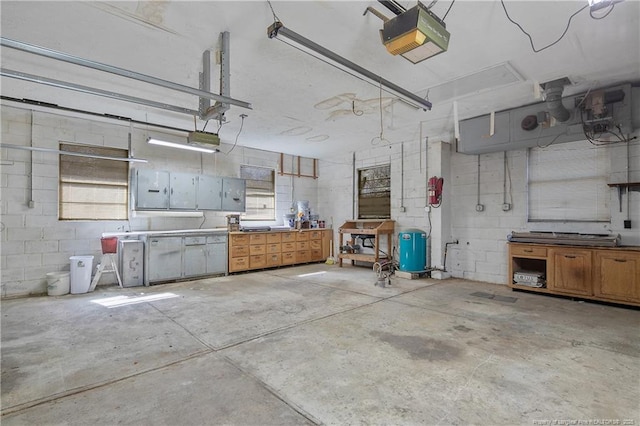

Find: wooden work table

[338,219,395,267]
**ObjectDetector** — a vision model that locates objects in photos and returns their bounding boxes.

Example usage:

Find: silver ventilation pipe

[542,78,571,123]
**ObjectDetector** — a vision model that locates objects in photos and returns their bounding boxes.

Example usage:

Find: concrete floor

[1,264,639,425]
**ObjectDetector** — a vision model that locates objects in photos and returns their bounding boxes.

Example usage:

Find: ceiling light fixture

[381,2,450,64]
[147,138,218,153]
[267,21,432,111]
[588,0,623,11]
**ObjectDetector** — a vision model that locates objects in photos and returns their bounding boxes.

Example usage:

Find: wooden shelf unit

[508,242,640,306]
[338,219,394,267]
[229,229,331,273]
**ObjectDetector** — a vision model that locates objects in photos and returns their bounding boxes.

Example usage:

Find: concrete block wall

[446,137,640,284]
[1,105,318,298]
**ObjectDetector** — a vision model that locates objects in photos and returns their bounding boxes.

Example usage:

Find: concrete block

[42,251,75,266]
[0,267,25,282]
[25,240,59,254]
[6,253,42,268]
[7,227,43,241]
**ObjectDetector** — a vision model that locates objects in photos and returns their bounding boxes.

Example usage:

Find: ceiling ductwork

[541,77,571,123]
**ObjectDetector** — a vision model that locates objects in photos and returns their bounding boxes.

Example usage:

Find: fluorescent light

[267,22,432,111]
[148,138,218,153]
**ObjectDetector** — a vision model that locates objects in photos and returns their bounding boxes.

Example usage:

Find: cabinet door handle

[564,255,576,259]
[614,259,627,263]
[523,249,533,253]
[148,189,160,193]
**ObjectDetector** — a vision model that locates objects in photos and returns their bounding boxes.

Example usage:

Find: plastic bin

[101,237,118,254]
[46,271,70,296]
[70,256,94,294]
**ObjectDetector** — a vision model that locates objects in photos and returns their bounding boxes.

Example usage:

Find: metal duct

[542,78,571,123]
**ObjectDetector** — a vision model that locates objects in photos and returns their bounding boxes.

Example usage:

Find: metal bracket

[200,31,231,121]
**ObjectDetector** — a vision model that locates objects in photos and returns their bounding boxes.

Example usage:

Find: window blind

[240,165,275,221]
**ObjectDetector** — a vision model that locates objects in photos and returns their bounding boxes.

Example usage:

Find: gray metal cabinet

[222,178,246,212]
[136,170,169,209]
[118,240,144,287]
[183,236,208,277]
[146,236,183,283]
[170,172,197,209]
[206,235,228,275]
[197,175,223,210]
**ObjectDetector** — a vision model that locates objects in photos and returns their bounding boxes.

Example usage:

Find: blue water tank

[398,229,427,272]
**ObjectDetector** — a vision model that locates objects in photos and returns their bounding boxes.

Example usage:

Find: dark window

[358,164,390,219]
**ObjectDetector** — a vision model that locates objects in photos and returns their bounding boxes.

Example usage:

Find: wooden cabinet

[508,242,640,307]
[548,248,593,296]
[228,229,332,273]
[594,250,640,303]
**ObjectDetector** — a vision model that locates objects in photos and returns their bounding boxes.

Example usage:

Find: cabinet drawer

[266,233,282,243]
[309,230,322,240]
[266,253,281,267]
[297,241,309,250]
[267,243,281,254]
[310,240,321,250]
[281,232,296,242]
[282,242,296,252]
[231,234,249,245]
[250,244,266,255]
[296,250,310,263]
[230,256,249,271]
[231,245,249,257]
[296,232,309,241]
[250,254,266,268]
[311,249,323,261]
[250,234,267,244]
[282,251,296,264]
[511,245,547,257]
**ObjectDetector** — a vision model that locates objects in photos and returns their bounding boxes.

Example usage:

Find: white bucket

[69,255,94,294]
[46,271,70,296]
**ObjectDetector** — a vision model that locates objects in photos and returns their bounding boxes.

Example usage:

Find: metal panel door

[222,177,246,212]
[184,236,207,277]
[118,240,144,287]
[207,235,228,275]
[147,237,182,283]
[136,169,169,209]
[197,175,223,210]
[170,172,197,209]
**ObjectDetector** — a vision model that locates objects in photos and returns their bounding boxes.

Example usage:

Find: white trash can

[46,271,70,296]
[69,256,94,294]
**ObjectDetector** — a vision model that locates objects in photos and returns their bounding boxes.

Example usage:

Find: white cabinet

[134,169,244,212]
[222,177,246,212]
[147,236,183,282]
[170,172,197,209]
[183,236,207,276]
[136,170,169,209]
[197,175,223,210]
[144,233,228,285]
[206,235,228,275]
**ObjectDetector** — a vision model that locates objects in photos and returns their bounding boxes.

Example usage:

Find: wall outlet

[399,206,406,212]
[475,204,484,212]
[502,203,511,211]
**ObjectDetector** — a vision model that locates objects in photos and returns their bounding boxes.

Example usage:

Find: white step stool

[89,238,123,291]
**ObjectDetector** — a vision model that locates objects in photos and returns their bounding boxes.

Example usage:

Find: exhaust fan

[381,2,450,64]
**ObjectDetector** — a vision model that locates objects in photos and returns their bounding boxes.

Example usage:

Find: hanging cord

[371,81,390,145]
[352,100,363,116]
[267,0,281,23]
[500,0,588,53]
[225,114,247,154]
[442,0,455,21]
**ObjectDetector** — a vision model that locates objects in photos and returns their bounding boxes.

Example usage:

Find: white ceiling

[1,1,639,159]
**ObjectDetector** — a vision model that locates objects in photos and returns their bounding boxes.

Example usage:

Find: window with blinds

[528,140,610,222]
[240,165,275,221]
[59,143,129,220]
[358,164,391,219]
